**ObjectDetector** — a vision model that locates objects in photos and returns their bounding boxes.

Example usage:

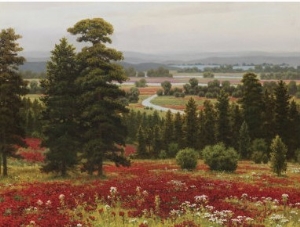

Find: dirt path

[141,94,185,114]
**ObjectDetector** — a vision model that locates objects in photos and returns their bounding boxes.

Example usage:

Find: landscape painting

[0,2,300,226]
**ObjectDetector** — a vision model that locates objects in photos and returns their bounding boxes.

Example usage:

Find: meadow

[1,139,300,227]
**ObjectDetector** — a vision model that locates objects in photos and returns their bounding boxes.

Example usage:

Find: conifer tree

[40,38,79,176]
[0,28,27,176]
[261,89,276,146]
[173,112,184,149]
[68,18,130,176]
[162,110,174,150]
[274,80,290,156]
[215,89,230,147]
[239,73,264,139]
[287,100,300,160]
[270,135,287,176]
[152,125,162,158]
[238,121,251,159]
[136,127,147,158]
[229,103,244,151]
[200,100,217,148]
[184,98,199,149]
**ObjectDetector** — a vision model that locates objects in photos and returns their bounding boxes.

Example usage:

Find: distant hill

[19,51,300,73]
[20,62,47,73]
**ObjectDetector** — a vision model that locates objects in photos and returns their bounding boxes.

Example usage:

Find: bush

[270,135,287,176]
[176,148,198,171]
[251,151,268,164]
[167,143,179,158]
[156,89,163,96]
[159,150,167,159]
[202,143,239,172]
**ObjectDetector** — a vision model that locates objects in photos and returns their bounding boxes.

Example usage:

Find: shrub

[159,150,167,159]
[251,151,264,164]
[176,148,198,171]
[202,143,239,172]
[270,135,287,176]
[156,89,163,96]
[167,143,179,158]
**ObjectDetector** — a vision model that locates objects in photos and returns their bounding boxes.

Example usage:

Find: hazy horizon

[1,2,300,55]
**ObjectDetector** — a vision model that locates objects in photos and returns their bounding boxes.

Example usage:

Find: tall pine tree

[68,18,130,176]
[274,80,291,158]
[215,89,231,147]
[183,98,199,149]
[40,38,80,176]
[239,73,264,140]
[0,28,27,176]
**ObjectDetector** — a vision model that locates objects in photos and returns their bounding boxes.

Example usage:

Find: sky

[1,2,300,55]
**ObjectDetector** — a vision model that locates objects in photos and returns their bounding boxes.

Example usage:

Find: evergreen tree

[239,73,264,139]
[229,103,244,151]
[261,89,276,146]
[200,100,217,149]
[40,38,80,176]
[68,18,130,176]
[184,98,199,149]
[173,112,184,149]
[215,89,230,147]
[162,110,174,150]
[136,127,147,158]
[0,28,27,176]
[287,100,300,160]
[152,125,162,158]
[238,121,251,159]
[274,80,291,157]
[270,135,287,176]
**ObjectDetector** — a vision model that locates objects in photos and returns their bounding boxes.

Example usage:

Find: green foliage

[184,98,199,149]
[215,89,230,147]
[167,142,179,158]
[250,138,268,164]
[135,78,147,87]
[202,143,239,172]
[159,150,167,159]
[126,87,140,103]
[161,81,172,95]
[147,67,172,77]
[0,28,28,176]
[270,135,287,176]
[20,98,43,137]
[68,18,130,176]
[238,121,251,159]
[203,71,214,78]
[239,72,264,139]
[40,38,79,176]
[124,67,136,77]
[176,148,198,170]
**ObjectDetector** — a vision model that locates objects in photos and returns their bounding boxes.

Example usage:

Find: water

[171,64,254,71]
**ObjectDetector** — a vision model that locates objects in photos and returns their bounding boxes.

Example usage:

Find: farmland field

[1,145,300,227]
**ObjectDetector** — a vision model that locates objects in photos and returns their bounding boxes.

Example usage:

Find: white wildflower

[36,199,43,206]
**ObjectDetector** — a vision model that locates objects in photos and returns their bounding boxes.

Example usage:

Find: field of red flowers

[1,140,300,226]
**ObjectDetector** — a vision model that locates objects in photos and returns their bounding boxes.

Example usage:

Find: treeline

[124,66,172,77]
[157,78,300,99]
[123,73,300,163]
[177,63,300,75]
